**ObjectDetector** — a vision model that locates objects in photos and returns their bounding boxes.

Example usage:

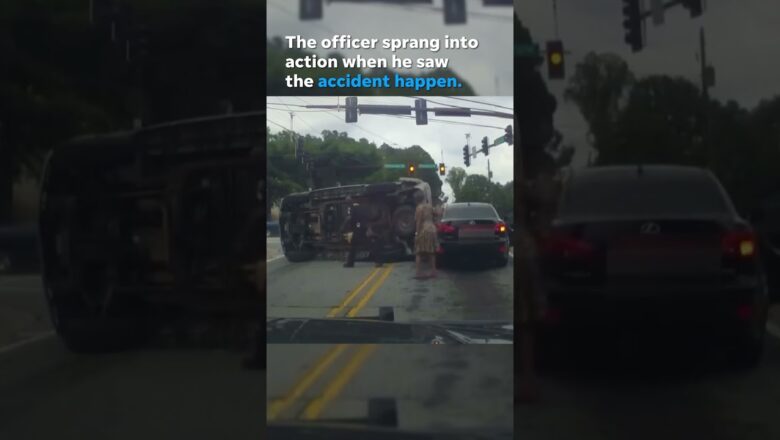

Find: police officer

[342,197,386,268]
[342,197,367,268]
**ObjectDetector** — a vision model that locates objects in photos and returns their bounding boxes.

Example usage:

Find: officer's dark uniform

[343,203,384,267]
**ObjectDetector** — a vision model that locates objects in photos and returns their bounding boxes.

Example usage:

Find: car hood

[267,421,512,440]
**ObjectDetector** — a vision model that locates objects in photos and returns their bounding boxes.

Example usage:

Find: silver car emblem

[640,222,660,234]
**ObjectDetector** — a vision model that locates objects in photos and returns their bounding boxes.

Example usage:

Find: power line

[387,115,505,130]
[294,96,401,147]
[369,2,513,22]
[444,97,514,111]
[267,102,309,108]
[267,118,290,131]
[267,106,334,113]
[409,96,509,115]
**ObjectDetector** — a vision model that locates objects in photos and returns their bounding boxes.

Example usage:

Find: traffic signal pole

[513,113,541,403]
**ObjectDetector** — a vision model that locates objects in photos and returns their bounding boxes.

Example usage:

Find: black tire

[496,253,509,267]
[392,205,416,238]
[46,285,150,353]
[280,193,309,211]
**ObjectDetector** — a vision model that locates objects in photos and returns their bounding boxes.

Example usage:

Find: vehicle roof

[569,165,712,182]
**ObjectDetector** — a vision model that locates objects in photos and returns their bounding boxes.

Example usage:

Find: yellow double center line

[327,264,394,318]
[266,344,378,422]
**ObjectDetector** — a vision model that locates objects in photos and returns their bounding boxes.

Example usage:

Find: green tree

[445,167,467,198]
[564,52,635,158]
[0,0,268,221]
[266,130,445,210]
[449,171,513,219]
[515,19,558,179]
[604,75,703,165]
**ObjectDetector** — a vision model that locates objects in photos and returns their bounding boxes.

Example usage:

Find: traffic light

[681,0,703,17]
[443,0,466,24]
[463,145,470,167]
[415,98,428,125]
[622,0,643,52]
[299,0,323,20]
[407,163,416,176]
[481,136,489,156]
[504,125,513,146]
[345,96,358,123]
[439,163,446,176]
[546,40,565,80]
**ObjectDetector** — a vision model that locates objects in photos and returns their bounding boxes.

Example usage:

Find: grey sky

[266,96,514,200]
[516,0,780,168]
[267,0,513,95]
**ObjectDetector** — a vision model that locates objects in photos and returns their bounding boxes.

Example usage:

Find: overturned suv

[279,178,432,262]
[39,113,265,352]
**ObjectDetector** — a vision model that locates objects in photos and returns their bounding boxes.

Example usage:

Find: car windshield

[267,96,515,337]
[515,1,780,438]
[443,205,499,220]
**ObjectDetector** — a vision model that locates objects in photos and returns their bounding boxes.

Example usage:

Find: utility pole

[487,159,492,182]
[700,27,709,101]
[289,112,295,154]
[699,26,712,164]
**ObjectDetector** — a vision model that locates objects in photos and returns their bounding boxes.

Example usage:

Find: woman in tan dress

[413,191,438,279]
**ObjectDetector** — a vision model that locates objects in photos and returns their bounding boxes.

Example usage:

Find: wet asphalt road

[0,275,263,440]
[517,310,780,440]
[0,337,264,440]
[265,249,514,323]
[267,344,513,433]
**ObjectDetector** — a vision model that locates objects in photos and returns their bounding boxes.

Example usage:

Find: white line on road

[266,254,286,263]
[0,331,56,356]
[766,322,780,341]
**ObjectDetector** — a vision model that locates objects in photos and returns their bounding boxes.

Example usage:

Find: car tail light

[721,231,756,259]
[437,223,456,234]
[542,231,594,259]
[494,222,508,235]
[498,244,507,253]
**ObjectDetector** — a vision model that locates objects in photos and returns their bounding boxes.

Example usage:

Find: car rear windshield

[559,173,732,218]
[443,205,498,220]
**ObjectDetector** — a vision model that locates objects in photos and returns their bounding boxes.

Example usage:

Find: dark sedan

[539,165,770,368]
[436,202,510,268]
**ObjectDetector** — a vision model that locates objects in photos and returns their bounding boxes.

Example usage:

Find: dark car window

[442,205,499,220]
[560,172,731,218]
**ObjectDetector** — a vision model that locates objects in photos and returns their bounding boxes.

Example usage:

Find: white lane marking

[266,254,285,263]
[0,331,56,355]
[766,322,780,341]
